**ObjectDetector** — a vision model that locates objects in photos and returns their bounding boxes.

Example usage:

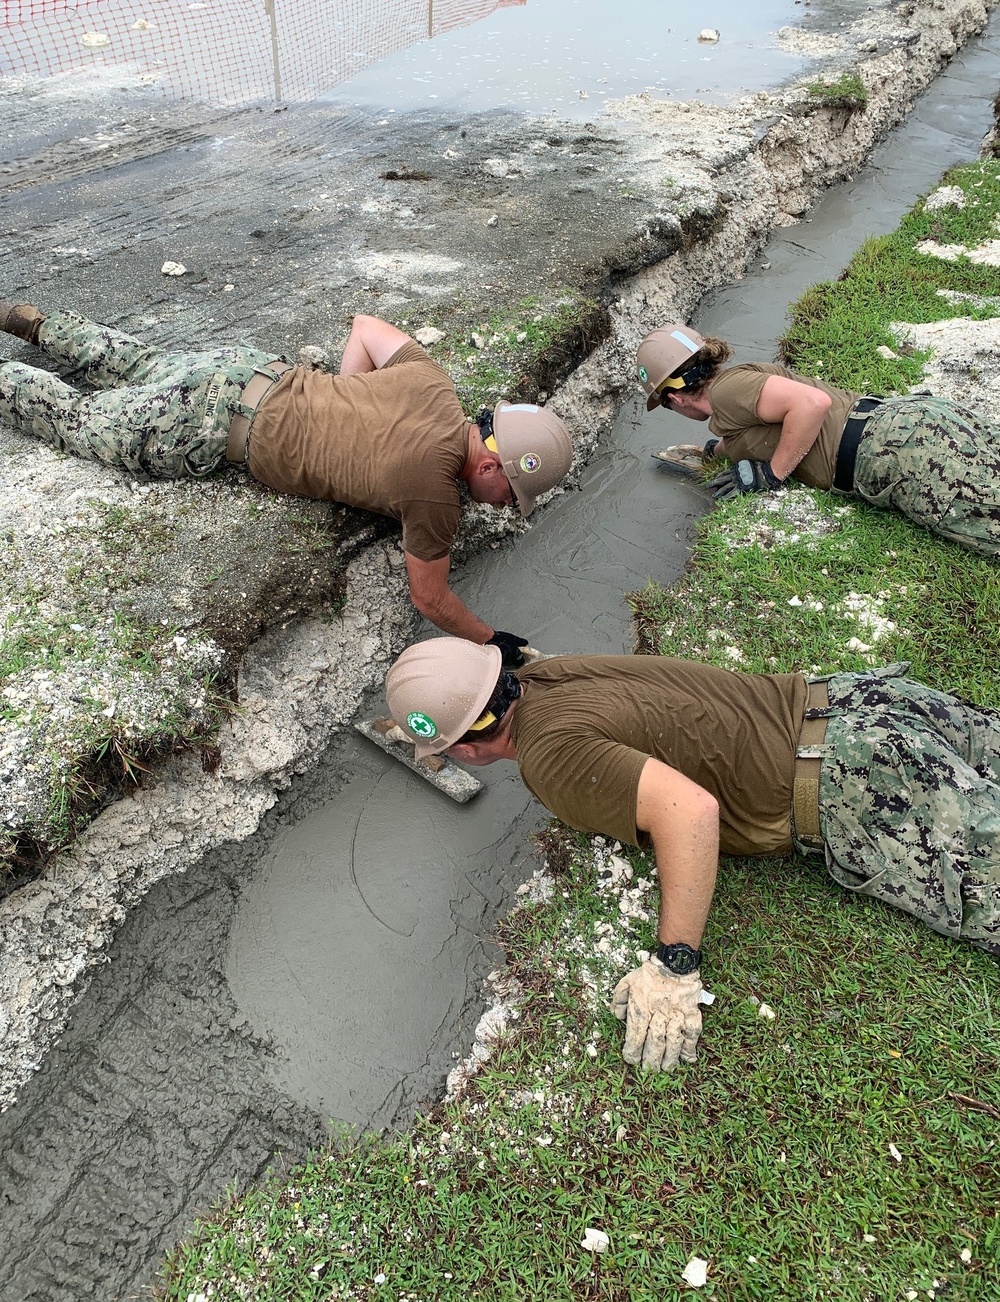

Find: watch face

[658,943,700,975]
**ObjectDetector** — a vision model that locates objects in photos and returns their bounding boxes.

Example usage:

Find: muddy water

[2,14,1000,1300]
[325,0,811,118]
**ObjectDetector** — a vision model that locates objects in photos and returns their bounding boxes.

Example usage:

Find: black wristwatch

[655,942,702,975]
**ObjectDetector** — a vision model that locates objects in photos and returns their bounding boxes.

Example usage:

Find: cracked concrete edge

[0,0,994,1113]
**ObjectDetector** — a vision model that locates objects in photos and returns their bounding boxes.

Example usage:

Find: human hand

[707,458,781,501]
[486,630,530,668]
[611,959,703,1071]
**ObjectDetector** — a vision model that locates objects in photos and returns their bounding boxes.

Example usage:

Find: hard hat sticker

[520,452,541,473]
[406,711,438,739]
[638,365,649,383]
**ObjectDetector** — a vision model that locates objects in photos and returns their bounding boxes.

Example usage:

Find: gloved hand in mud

[486,630,530,668]
[707,458,782,502]
[612,959,703,1071]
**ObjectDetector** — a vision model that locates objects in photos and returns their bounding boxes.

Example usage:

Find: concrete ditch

[1,0,999,1296]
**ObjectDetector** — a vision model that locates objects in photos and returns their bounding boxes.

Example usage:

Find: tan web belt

[792,680,830,848]
[226,360,293,465]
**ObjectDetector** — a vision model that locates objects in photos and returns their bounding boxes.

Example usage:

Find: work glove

[707,458,782,502]
[702,437,721,462]
[486,630,530,668]
[612,959,703,1071]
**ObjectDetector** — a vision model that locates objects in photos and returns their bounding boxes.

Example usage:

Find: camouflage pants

[796,665,1000,956]
[853,395,1000,559]
[0,309,279,477]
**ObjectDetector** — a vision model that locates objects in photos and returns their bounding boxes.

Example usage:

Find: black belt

[833,397,881,492]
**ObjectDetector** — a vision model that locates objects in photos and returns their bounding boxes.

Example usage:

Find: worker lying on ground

[638,322,1000,559]
[0,302,573,665]
[385,640,1000,1071]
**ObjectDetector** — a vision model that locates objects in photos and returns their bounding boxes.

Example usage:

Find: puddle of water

[3,0,810,110]
[325,0,812,118]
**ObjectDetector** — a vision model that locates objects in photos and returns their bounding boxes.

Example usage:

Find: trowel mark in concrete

[226,743,539,1124]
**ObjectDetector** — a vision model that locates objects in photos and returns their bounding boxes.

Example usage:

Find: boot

[0,301,45,345]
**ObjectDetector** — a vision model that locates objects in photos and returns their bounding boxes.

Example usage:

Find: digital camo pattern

[853,395,1000,558]
[807,667,1000,956]
[0,309,276,477]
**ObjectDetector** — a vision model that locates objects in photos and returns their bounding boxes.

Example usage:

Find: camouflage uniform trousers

[852,394,1000,559]
[793,664,1000,956]
[0,309,282,477]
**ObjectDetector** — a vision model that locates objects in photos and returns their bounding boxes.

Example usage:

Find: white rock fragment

[482,158,509,178]
[876,345,899,360]
[581,1228,610,1253]
[485,214,499,227]
[960,1248,972,1263]
[223,283,234,291]
[758,1003,776,1020]
[80,31,111,48]
[924,185,966,212]
[298,345,327,369]
[863,1233,876,1243]
[133,19,154,31]
[681,1256,709,1287]
[373,1273,386,1285]
[698,28,720,43]
[787,595,803,606]
[888,1143,903,1162]
[161,261,187,276]
[415,326,445,347]
[845,637,873,653]
[471,333,486,349]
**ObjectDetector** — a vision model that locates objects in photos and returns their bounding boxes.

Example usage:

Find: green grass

[160,165,1000,1300]
[806,72,868,111]
[411,290,605,412]
[780,158,1000,392]
[161,825,999,1301]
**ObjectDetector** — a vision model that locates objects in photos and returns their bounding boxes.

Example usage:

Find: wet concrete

[2,10,1000,1302]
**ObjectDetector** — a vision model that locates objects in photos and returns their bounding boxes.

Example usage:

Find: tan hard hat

[385,638,503,759]
[637,324,706,411]
[492,402,573,516]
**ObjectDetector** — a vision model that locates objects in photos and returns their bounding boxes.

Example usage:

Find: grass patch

[806,71,868,111]
[409,290,606,413]
[780,158,1000,392]
[161,822,999,1301]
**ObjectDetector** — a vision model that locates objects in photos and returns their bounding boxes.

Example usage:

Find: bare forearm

[653,811,719,949]
[412,583,494,642]
[770,411,827,480]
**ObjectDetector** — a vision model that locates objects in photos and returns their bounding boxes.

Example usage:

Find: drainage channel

[2,14,1000,1299]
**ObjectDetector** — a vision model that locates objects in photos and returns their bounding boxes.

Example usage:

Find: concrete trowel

[650,444,707,478]
[355,646,549,803]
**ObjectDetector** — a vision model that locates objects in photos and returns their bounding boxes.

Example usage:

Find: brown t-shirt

[707,364,859,489]
[511,655,808,856]
[248,341,469,561]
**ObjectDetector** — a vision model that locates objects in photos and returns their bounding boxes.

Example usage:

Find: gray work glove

[707,458,782,502]
[611,959,703,1071]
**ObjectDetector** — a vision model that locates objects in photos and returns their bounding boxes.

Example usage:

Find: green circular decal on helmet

[406,711,438,740]
[520,452,541,473]
[638,365,649,383]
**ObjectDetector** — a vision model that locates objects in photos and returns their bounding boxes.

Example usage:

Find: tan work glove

[611,959,703,1071]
